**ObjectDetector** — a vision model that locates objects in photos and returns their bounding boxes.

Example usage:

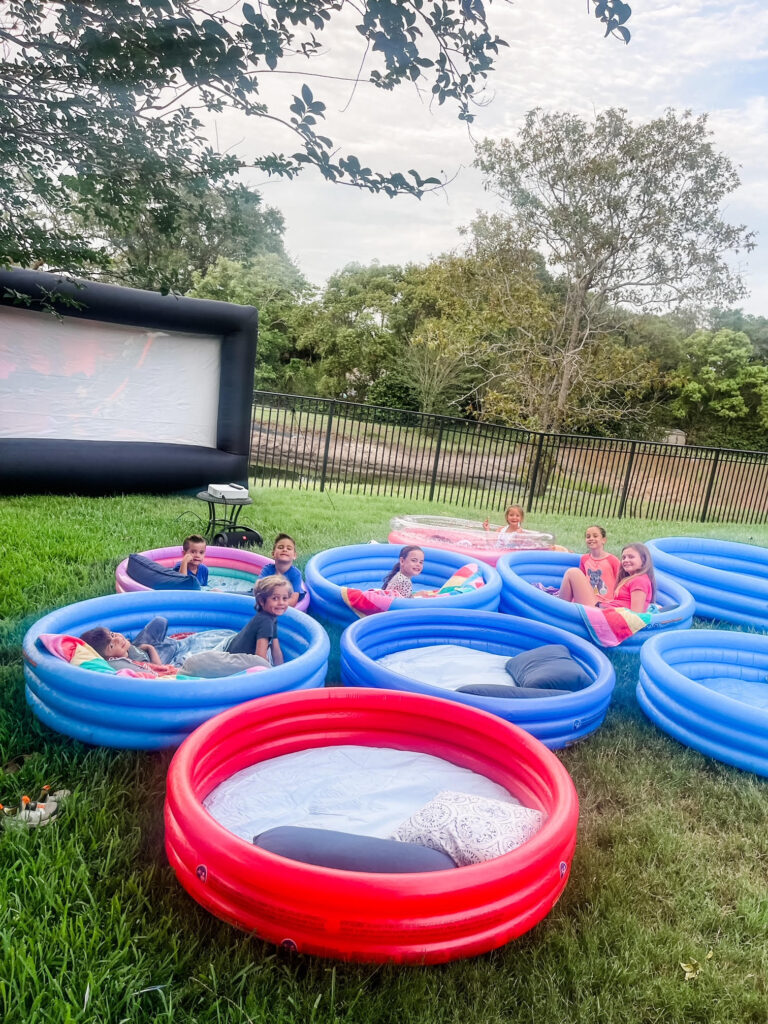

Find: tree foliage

[1,1,631,279]
[667,329,768,449]
[187,254,314,390]
[475,108,756,430]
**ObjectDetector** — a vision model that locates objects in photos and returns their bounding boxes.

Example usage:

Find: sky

[211,0,768,314]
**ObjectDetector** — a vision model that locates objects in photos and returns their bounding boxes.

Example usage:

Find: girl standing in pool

[381,546,425,598]
[558,543,656,613]
[482,505,525,535]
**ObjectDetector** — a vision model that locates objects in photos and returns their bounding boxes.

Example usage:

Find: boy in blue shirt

[259,533,304,607]
[174,535,209,587]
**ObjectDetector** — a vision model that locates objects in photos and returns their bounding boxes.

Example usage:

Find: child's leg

[557,568,598,606]
[133,616,168,647]
[133,616,180,664]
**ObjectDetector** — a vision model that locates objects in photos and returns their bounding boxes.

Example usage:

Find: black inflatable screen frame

[0,268,257,496]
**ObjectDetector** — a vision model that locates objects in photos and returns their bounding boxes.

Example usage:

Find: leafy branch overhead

[1,1,630,277]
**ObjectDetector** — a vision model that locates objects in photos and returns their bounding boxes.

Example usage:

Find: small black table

[195,490,254,538]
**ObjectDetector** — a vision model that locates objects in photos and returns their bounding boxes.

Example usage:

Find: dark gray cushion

[253,825,457,872]
[457,682,571,699]
[126,553,200,591]
[505,644,591,692]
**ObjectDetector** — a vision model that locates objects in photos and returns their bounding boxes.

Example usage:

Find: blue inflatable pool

[646,537,768,628]
[22,590,329,750]
[638,629,768,776]
[340,608,615,748]
[304,544,501,626]
[496,551,694,651]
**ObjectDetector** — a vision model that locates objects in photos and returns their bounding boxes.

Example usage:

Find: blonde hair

[254,573,293,607]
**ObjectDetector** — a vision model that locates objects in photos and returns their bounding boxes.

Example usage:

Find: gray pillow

[253,826,457,872]
[505,644,591,692]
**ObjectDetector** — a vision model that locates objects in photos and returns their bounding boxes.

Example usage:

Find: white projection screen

[0,306,221,446]
[0,269,258,495]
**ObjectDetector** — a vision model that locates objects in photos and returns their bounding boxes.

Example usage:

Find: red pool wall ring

[165,688,579,964]
[115,544,310,612]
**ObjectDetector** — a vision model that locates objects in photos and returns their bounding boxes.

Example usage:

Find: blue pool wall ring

[496,550,695,651]
[340,607,615,749]
[646,537,768,628]
[23,589,329,750]
[637,628,768,777]
[304,543,501,626]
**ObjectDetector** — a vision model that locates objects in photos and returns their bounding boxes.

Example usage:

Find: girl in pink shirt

[559,525,620,602]
[580,525,621,598]
[558,543,655,613]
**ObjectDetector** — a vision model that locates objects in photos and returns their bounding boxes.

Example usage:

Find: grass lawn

[1,486,767,1024]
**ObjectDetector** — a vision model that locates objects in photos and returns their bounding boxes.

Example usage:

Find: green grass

[1,488,767,1024]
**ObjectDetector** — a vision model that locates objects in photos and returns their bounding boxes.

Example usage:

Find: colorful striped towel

[341,563,484,618]
[577,606,653,648]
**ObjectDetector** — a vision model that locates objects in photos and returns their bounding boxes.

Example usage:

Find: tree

[187,254,313,391]
[1,1,631,281]
[667,329,768,449]
[300,263,410,400]
[74,182,288,294]
[475,109,756,431]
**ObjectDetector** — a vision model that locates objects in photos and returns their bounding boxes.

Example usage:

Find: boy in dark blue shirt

[258,533,304,607]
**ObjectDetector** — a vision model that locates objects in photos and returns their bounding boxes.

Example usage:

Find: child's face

[261,586,292,616]
[272,538,296,565]
[184,541,206,566]
[104,631,131,658]
[585,527,604,550]
[621,547,643,574]
[399,549,424,578]
[506,508,523,528]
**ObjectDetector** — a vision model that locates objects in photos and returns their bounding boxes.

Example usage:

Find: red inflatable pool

[165,688,579,964]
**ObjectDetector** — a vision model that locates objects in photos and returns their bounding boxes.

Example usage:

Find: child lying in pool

[80,575,294,674]
[80,617,234,670]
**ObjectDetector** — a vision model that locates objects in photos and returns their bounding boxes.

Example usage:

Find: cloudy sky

[213,0,768,313]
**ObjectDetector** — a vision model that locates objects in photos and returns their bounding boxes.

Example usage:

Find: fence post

[617,441,637,519]
[428,423,444,501]
[527,433,546,509]
[319,401,335,492]
[700,450,720,522]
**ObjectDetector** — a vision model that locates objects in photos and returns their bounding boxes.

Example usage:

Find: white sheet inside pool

[204,745,518,841]
[378,644,512,691]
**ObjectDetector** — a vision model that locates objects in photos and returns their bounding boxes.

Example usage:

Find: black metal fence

[250,391,768,524]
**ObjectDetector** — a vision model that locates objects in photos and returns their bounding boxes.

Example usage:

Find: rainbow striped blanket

[341,563,484,618]
[577,605,656,648]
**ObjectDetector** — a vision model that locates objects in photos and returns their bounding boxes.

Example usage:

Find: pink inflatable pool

[388,516,559,568]
[115,545,310,612]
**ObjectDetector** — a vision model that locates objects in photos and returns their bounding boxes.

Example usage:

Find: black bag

[213,527,264,549]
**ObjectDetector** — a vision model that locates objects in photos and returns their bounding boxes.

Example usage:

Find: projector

[208,482,249,500]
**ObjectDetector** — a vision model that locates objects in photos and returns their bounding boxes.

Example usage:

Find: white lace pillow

[391,790,544,866]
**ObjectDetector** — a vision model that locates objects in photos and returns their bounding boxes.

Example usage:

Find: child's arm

[177,552,193,576]
[287,592,299,607]
[270,637,284,666]
[138,643,162,665]
[629,589,648,613]
[482,518,490,531]
[255,637,270,660]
